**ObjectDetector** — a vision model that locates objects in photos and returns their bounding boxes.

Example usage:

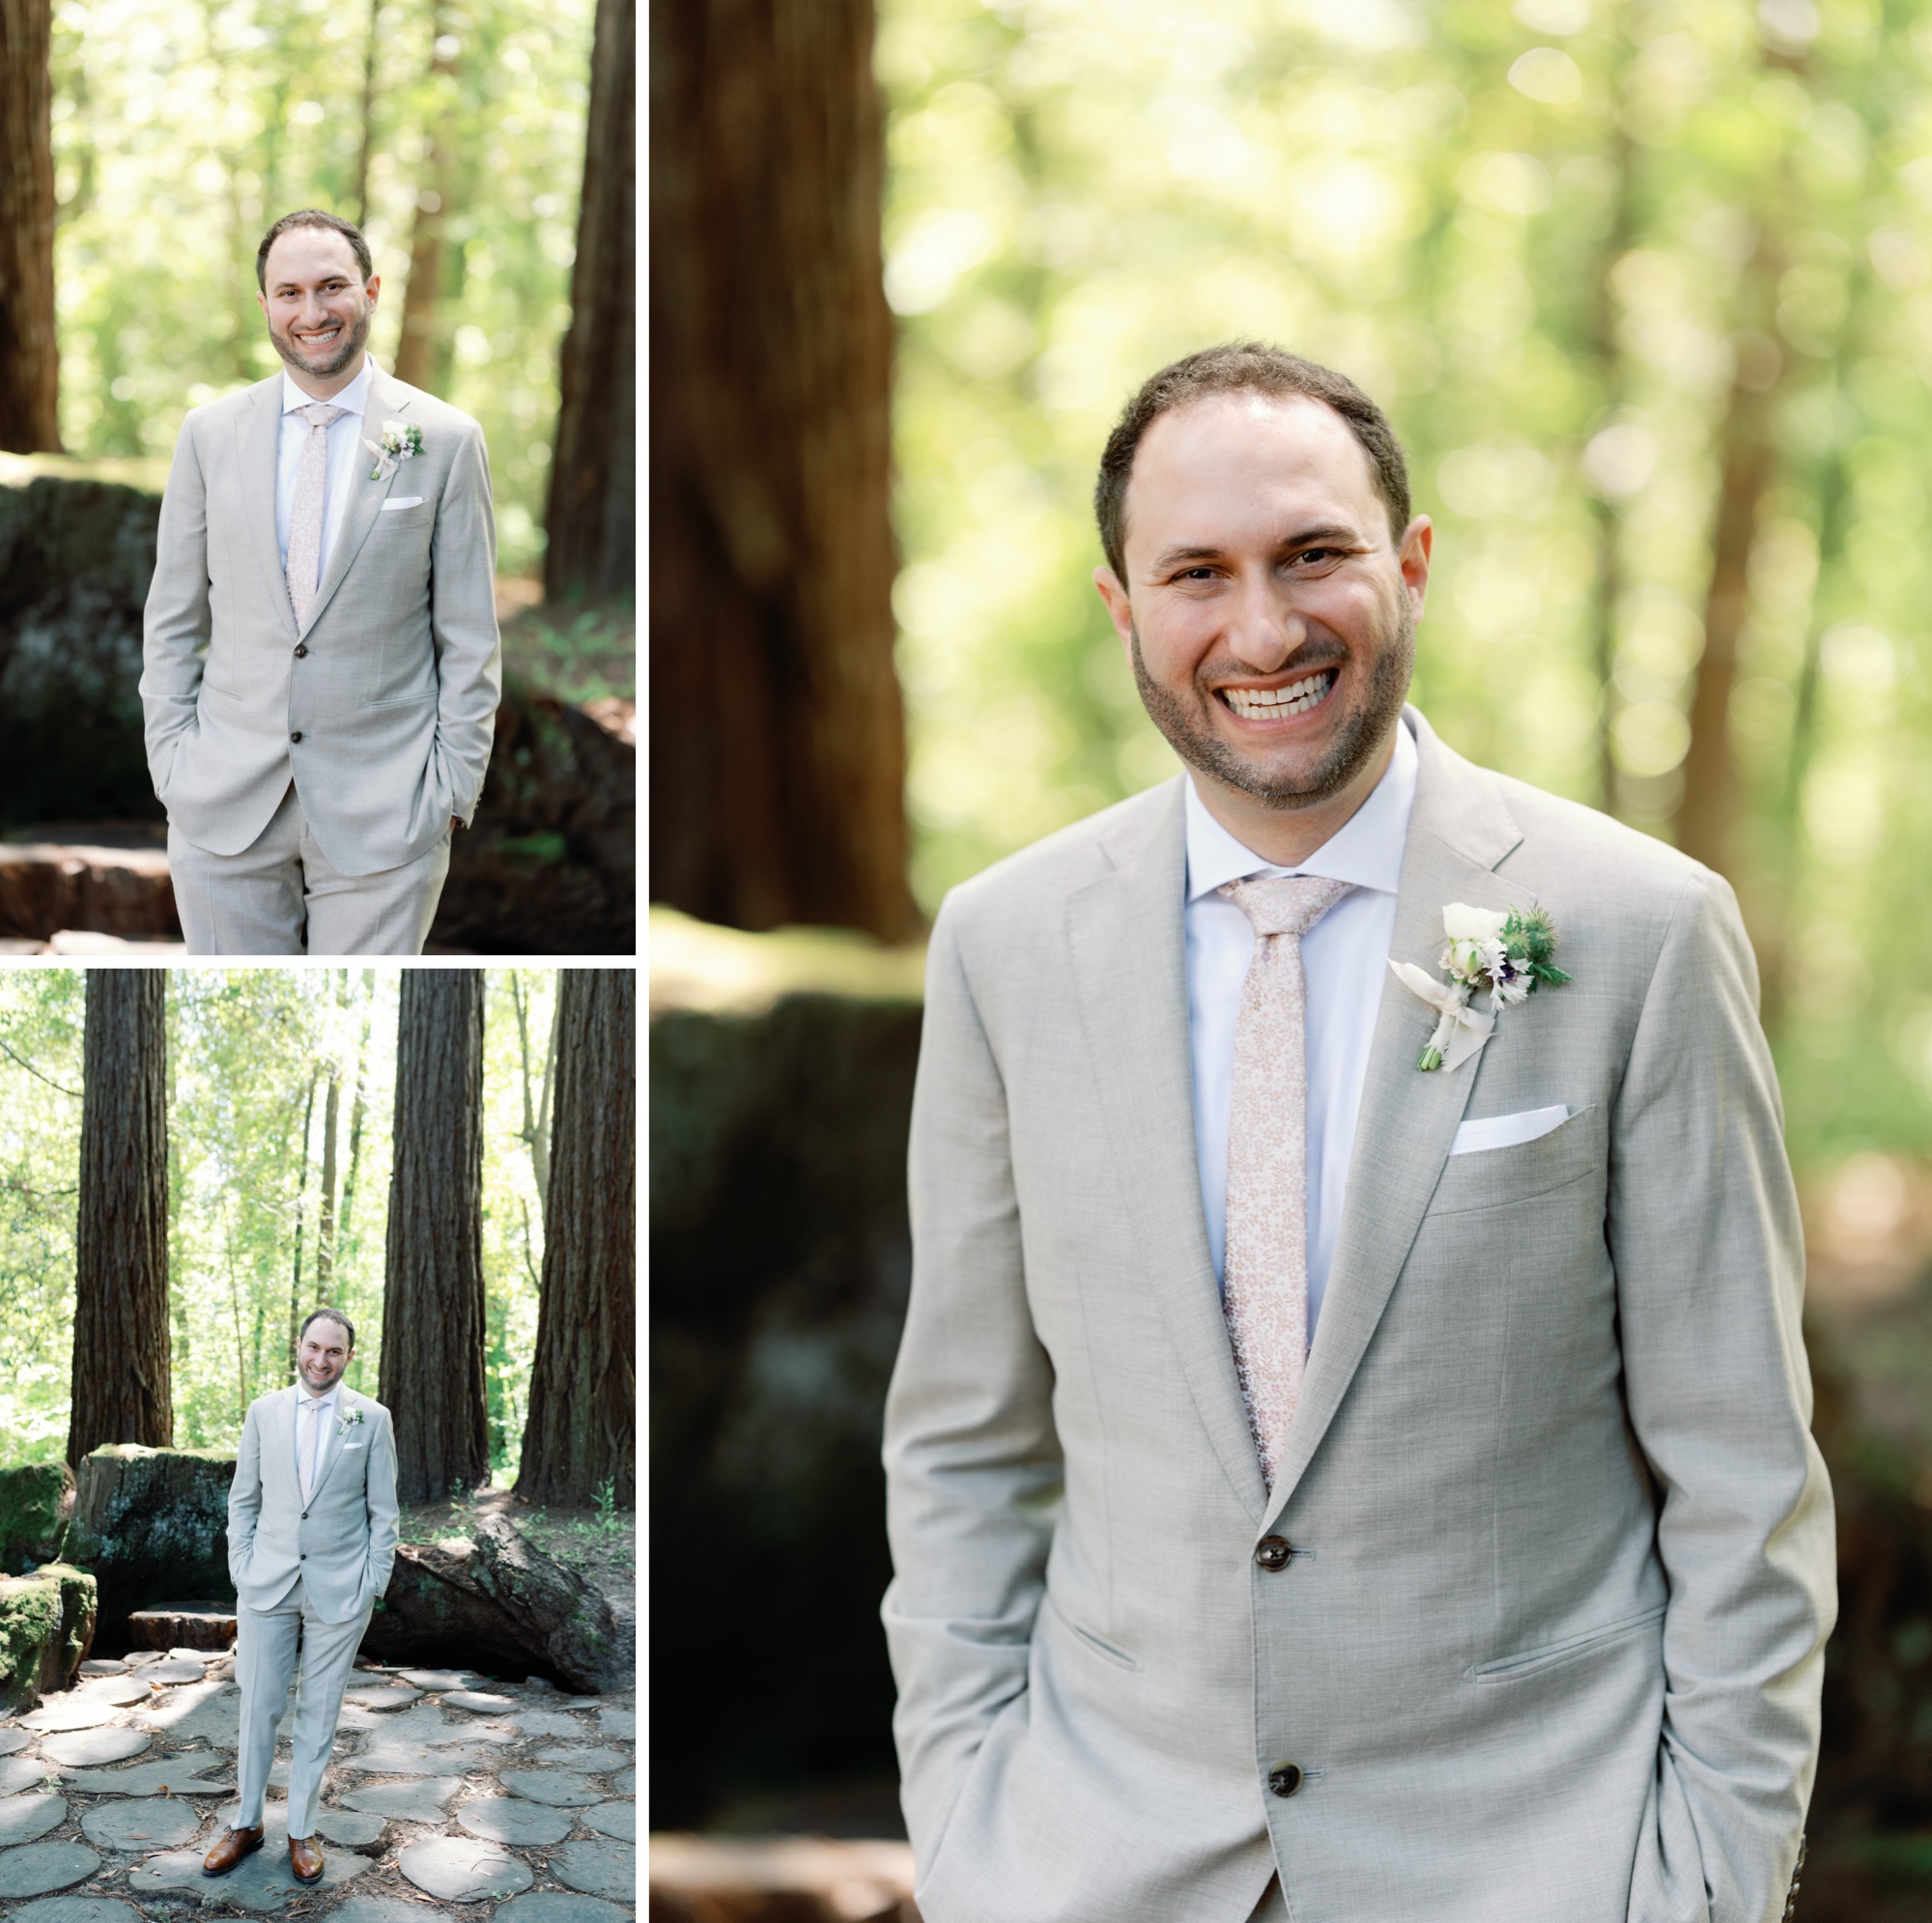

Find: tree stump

[0,1463,73,1574]
[66,1446,235,1637]
[127,1603,237,1652]
[0,1563,98,1711]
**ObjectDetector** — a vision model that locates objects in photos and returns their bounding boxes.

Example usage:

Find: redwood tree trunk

[0,0,63,451]
[69,971,170,1467]
[517,969,634,1508]
[381,970,490,1501]
[392,8,457,394]
[545,0,635,606]
[650,0,917,941]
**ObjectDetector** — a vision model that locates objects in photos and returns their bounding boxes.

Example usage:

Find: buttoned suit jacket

[882,709,1836,1923]
[139,368,502,878]
[228,1383,400,1626]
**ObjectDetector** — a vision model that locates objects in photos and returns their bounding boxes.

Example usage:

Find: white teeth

[1222,671,1335,720]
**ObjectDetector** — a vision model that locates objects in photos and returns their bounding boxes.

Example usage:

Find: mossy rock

[0,1563,97,1711]
[0,1465,74,1575]
[66,1447,236,1628]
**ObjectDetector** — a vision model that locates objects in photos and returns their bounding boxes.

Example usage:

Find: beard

[270,303,371,380]
[1129,597,1414,811]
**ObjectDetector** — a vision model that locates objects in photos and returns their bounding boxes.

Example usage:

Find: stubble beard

[1129,598,1414,811]
[271,303,371,381]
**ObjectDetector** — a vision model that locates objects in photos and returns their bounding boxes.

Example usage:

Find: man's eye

[1291,548,1343,568]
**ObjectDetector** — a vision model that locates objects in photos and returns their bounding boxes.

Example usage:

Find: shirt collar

[1184,711,1418,903]
[280,355,374,421]
[298,1382,340,1414]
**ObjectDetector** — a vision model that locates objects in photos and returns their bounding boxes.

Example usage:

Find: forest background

[0,967,560,1477]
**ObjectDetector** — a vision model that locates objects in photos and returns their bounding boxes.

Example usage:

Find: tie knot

[295,404,345,431]
[1221,873,1351,940]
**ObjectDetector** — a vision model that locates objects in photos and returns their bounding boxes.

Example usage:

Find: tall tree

[545,0,636,606]
[351,0,384,229]
[0,0,62,451]
[381,970,489,1502]
[68,971,170,1467]
[518,969,634,1507]
[393,4,460,393]
[284,1067,319,1375]
[650,0,917,941]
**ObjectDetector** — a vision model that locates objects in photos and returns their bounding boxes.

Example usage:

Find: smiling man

[140,208,502,955]
[211,1308,397,1886]
[882,344,1835,1922]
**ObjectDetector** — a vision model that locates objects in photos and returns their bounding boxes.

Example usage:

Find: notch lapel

[1066,779,1269,1524]
[306,1388,354,1505]
[238,381,298,642]
[1264,713,1534,1524]
[302,373,412,635]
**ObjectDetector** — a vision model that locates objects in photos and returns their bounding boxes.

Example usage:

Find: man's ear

[363,275,380,307]
[1094,566,1134,658]
[1398,515,1433,620]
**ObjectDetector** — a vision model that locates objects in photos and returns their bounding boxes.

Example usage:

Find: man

[207,1308,398,1885]
[882,344,1835,1922]
[141,208,502,955]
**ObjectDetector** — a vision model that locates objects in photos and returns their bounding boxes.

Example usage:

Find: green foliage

[46,0,594,575]
[880,0,1932,1164]
[1502,907,1572,985]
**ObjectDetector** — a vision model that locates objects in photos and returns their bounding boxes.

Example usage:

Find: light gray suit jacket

[140,369,502,878]
[882,710,1835,1923]
[228,1383,400,1626]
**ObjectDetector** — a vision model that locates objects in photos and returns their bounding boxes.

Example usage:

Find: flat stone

[611,1768,635,1796]
[129,1838,370,1910]
[383,1704,517,1747]
[18,1700,120,1732]
[56,1760,234,1797]
[333,1901,458,1923]
[134,1677,236,1738]
[395,1670,479,1692]
[8,1900,147,1923]
[79,1797,202,1851]
[40,1728,150,1767]
[0,1757,56,1795]
[547,1839,635,1903]
[531,1745,628,1773]
[595,1709,635,1740]
[0,1728,31,1755]
[397,1836,535,1903]
[340,1684,421,1712]
[339,1777,464,1824]
[76,1678,151,1708]
[579,1799,633,1842]
[0,1841,101,1898]
[0,1794,66,1844]
[216,1802,387,1849]
[349,1738,490,1777]
[76,1661,128,1677]
[510,1709,585,1740]
[497,1897,631,1923]
[141,1659,207,1684]
[498,1769,599,1807]
[441,1689,517,1713]
[454,1796,573,1846]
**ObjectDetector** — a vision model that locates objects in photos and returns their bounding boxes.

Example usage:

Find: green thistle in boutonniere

[1389,903,1574,1072]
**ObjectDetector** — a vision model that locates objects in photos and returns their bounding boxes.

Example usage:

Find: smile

[1218,670,1336,720]
[295,325,342,345]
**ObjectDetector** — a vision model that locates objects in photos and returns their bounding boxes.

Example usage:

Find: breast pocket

[1426,1102,1605,1217]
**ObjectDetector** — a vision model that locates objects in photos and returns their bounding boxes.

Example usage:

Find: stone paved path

[0,1650,636,1918]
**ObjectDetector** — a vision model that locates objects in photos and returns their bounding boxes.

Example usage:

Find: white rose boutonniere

[363,420,425,482]
[336,1408,367,1437]
[1389,902,1573,1072]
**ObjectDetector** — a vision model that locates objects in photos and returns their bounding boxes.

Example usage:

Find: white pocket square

[1449,1105,1573,1157]
[381,496,424,511]
[344,1441,364,1450]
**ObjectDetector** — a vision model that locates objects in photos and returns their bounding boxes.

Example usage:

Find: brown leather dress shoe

[202,1824,265,1876]
[289,1833,324,1884]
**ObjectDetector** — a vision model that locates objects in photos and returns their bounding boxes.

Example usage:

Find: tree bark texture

[0,0,63,452]
[544,0,636,606]
[392,8,458,394]
[649,0,918,941]
[518,969,635,1508]
[317,1060,341,1287]
[381,970,490,1503]
[69,972,171,1467]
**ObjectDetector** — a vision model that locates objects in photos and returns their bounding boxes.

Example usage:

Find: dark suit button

[1267,1762,1304,1798]
[300,1513,308,1520]
[294,643,308,658]
[1255,1536,1293,1571]
[299,1553,306,1561]
[290,730,303,743]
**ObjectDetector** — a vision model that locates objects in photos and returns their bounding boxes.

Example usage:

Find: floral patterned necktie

[285,403,346,627]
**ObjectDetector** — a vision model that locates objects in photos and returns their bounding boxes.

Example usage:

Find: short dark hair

[256,210,373,292]
[299,1307,356,1351]
[1094,342,1413,580]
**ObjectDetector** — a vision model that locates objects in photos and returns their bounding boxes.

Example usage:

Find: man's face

[256,229,379,381]
[1094,390,1431,814]
[298,1318,354,1395]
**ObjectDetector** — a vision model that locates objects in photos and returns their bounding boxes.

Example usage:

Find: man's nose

[1224,573,1302,670]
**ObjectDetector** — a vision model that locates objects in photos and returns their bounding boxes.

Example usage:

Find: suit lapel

[238,381,298,642]
[307,1387,354,1504]
[302,372,412,635]
[1066,779,1270,1524]
[1264,712,1533,1524]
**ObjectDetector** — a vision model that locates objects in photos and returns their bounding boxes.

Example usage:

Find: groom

[208,1309,398,1885]
[141,208,502,955]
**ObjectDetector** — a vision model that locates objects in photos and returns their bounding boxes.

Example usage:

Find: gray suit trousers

[169,781,449,955]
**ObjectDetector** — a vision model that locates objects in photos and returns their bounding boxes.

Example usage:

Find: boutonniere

[1388,902,1573,1072]
[336,1408,367,1437]
[363,420,424,481]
